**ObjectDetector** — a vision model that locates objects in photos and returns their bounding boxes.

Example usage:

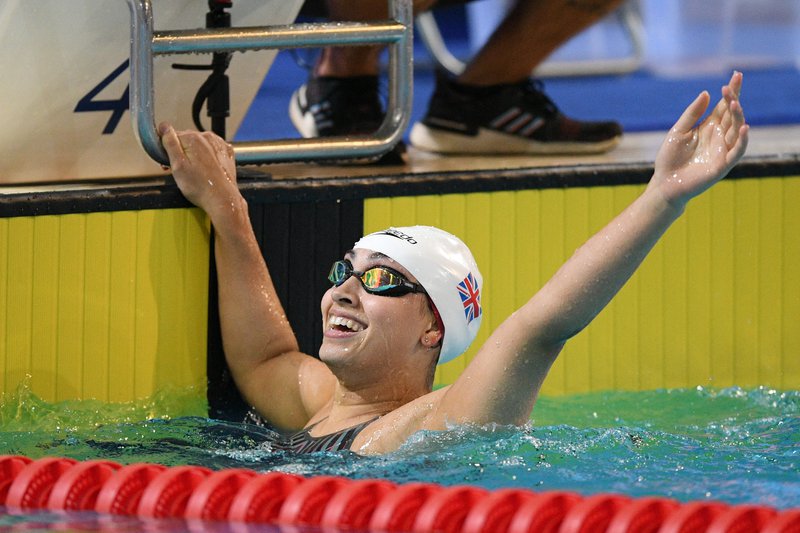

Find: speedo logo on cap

[377,228,418,245]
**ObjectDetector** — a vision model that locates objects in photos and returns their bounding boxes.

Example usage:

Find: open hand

[651,71,749,208]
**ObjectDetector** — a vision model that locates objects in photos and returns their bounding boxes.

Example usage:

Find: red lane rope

[606,497,681,533]
[369,481,443,531]
[320,478,396,529]
[227,471,303,523]
[6,457,76,509]
[137,464,213,518]
[95,462,166,515]
[47,459,121,511]
[1,455,798,532]
[0,455,31,504]
[184,468,258,520]
[511,490,583,532]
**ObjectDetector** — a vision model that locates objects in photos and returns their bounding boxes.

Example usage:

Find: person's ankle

[315,48,381,78]
[442,75,521,96]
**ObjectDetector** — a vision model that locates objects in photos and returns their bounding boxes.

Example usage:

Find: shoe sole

[409,122,622,156]
[289,86,319,138]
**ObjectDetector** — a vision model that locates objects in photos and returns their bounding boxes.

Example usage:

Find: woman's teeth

[329,315,364,332]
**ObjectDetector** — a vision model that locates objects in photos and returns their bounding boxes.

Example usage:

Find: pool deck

[0,124,798,215]
[262,124,800,182]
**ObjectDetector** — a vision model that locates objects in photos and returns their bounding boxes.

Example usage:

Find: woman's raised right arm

[159,124,335,430]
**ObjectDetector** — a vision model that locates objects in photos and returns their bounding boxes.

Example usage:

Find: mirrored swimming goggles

[328,260,427,297]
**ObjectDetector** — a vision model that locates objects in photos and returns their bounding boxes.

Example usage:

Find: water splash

[1,385,798,509]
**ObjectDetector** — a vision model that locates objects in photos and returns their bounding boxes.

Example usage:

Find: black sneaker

[410,75,622,155]
[289,75,406,165]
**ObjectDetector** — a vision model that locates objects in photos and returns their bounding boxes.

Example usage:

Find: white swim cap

[353,226,483,364]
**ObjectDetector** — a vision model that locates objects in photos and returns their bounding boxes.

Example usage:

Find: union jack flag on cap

[457,272,482,324]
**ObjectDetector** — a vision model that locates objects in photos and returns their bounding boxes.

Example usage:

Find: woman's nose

[331,276,361,305]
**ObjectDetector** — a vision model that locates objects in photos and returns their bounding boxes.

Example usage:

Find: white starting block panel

[0,0,302,184]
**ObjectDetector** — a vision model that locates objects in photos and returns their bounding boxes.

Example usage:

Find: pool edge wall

[0,207,210,404]
[1,157,798,411]
[371,176,800,394]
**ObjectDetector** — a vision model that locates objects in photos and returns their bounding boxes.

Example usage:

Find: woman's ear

[422,298,444,349]
[421,322,443,349]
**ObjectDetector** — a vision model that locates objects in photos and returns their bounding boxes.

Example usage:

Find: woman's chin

[318,339,358,366]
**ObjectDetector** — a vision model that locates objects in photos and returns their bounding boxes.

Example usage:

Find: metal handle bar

[126,0,413,165]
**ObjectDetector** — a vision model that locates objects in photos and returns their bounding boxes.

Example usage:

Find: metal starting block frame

[126,0,413,165]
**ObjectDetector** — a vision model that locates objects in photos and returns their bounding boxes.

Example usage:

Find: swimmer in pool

[159,71,748,454]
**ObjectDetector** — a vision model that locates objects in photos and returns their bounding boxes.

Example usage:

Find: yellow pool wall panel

[0,208,210,403]
[364,175,800,394]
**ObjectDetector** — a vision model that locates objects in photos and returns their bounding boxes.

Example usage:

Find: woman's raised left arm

[435,72,749,426]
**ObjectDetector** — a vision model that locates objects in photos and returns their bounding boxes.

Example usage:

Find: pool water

[1,383,798,527]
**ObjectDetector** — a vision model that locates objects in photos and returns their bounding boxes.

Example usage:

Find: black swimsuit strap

[276,416,379,454]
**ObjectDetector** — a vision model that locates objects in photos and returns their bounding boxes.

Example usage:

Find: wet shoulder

[351,387,450,454]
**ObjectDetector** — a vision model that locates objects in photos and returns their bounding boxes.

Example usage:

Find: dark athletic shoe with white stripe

[289,75,405,165]
[410,75,622,155]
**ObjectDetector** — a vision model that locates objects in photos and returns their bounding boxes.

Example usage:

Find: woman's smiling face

[319,249,434,374]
